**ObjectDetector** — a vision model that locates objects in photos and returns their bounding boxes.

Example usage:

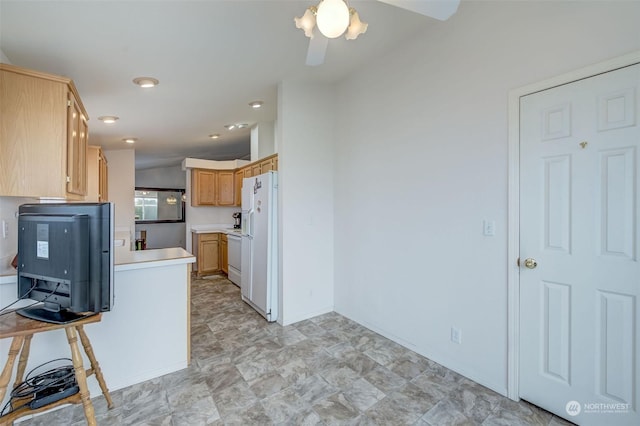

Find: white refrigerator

[241,171,278,322]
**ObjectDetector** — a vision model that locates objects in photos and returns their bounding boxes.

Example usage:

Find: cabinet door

[234,169,244,207]
[244,167,252,178]
[220,235,228,274]
[66,92,87,196]
[99,150,108,201]
[260,158,273,172]
[191,169,216,206]
[198,234,219,275]
[1,65,89,198]
[217,171,235,206]
[252,164,262,177]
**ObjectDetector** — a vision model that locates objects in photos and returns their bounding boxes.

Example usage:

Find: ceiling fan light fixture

[294,6,317,38]
[345,8,368,40]
[316,0,350,39]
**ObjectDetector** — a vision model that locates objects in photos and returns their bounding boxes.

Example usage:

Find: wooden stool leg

[14,334,32,388]
[76,325,113,409]
[65,327,96,426]
[0,336,24,404]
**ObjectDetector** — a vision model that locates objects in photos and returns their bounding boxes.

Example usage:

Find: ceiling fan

[295,0,461,66]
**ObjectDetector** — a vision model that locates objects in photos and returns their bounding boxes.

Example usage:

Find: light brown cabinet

[220,234,228,275]
[0,63,89,199]
[234,169,244,207]
[217,171,235,206]
[193,232,230,277]
[191,154,278,207]
[260,157,275,173]
[193,232,220,277]
[87,146,108,202]
[191,169,236,206]
[66,93,88,196]
[98,149,108,202]
[191,169,217,206]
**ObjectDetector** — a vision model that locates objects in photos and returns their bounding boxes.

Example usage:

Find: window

[134,188,185,223]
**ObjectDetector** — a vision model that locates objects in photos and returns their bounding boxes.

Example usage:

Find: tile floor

[19,275,574,425]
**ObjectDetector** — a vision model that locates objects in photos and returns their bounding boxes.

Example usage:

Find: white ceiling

[0,0,450,169]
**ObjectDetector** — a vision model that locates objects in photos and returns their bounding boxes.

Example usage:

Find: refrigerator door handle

[248,209,255,238]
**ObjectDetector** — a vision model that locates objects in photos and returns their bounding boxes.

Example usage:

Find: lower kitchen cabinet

[220,234,228,275]
[193,232,219,277]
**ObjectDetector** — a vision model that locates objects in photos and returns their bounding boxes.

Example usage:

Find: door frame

[506,50,640,400]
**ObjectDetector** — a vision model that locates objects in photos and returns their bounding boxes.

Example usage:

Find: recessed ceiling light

[123,138,137,144]
[236,123,249,129]
[209,134,220,139]
[132,77,159,88]
[249,100,263,109]
[224,124,236,130]
[98,116,119,124]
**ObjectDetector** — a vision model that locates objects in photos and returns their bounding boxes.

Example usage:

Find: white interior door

[519,63,639,425]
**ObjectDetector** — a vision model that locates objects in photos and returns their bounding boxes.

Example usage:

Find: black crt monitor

[16,202,114,324]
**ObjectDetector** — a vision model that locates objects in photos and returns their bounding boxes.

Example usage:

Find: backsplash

[0,196,38,275]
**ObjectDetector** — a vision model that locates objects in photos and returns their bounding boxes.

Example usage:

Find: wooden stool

[0,312,113,426]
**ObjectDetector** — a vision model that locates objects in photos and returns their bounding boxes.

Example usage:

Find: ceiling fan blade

[306,30,329,66]
[377,0,460,21]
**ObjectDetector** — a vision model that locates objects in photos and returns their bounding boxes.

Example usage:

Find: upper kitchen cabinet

[260,156,276,173]
[0,63,89,199]
[86,145,108,202]
[191,169,235,206]
[217,171,235,206]
[234,169,244,207]
[191,169,217,206]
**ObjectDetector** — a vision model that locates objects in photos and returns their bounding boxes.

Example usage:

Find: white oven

[227,233,241,286]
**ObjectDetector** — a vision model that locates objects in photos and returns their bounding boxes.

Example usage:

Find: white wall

[251,122,276,161]
[278,81,335,325]
[0,49,10,63]
[0,197,37,276]
[135,165,186,249]
[136,165,185,189]
[333,0,640,396]
[104,149,135,246]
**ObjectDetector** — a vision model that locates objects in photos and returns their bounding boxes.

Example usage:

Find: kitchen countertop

[191,224,242,235]
[0,248,196,282]
[114,247,195,272]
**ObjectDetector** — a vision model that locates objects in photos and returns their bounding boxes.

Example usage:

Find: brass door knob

[524,258,538,269]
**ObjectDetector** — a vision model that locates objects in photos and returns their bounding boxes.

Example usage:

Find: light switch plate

[483,220,495,236]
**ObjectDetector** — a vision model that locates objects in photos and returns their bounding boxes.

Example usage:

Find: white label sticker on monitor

[36,223,49,259]
[37,241,49,259]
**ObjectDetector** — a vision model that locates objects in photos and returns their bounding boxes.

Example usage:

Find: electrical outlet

[451,327,462,344]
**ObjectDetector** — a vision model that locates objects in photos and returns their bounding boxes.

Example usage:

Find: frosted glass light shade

[316,0,349,39]
[294,7,316,38]
[345,10,368,40]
